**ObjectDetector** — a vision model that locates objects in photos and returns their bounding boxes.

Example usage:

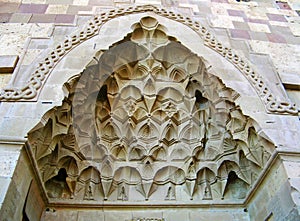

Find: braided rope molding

[0,4,298,115]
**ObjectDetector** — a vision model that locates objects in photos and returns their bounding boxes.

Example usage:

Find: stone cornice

[0,136,27,145]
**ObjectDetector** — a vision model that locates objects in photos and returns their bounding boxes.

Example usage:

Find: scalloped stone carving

[28,17,275,204]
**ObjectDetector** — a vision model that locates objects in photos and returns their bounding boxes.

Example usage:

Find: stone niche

[27,16,275,206]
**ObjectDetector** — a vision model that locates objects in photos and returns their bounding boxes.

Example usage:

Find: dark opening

[54,168,68,182]
[227,171,238,184]
[195,90,208,110]
[97,85,108,102]
[195,90,207,103]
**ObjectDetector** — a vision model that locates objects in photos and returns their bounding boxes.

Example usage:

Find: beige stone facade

[0,1,299,221]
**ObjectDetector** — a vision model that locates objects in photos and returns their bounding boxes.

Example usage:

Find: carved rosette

[28,17,275,203]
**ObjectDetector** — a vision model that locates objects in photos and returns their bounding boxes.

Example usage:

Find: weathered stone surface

[77,211,104,221]
[0,55,19,73]
[0,144,22,178]
[0,1,299,221]
[0,177,11,204]
[26,16,275,207]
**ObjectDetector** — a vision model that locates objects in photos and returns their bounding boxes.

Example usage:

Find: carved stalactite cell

[27,16,276,204]
[29,119,54,161]
[45,168,72,199]
[37,145,59,182]
[149,166,186,201]
[109,167,144,201]
[223,171,249,200]
[196,168,216,200]
[77,166,103,201]
[151,145,167,161]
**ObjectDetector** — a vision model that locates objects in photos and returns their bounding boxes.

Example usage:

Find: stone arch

[0,5,296,116]
[25,11,278,207]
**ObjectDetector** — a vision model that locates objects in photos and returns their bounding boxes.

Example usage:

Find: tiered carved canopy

[28,17,274,204]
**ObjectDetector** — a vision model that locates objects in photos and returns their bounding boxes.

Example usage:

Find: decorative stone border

[0,4,298,115]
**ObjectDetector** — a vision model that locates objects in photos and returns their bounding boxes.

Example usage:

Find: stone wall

[248,154,300,221]
[0,0,299,221]
[0,146,45,221]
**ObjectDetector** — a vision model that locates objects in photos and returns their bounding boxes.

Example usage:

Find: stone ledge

[281,73,300,90]
[0,55,19,74]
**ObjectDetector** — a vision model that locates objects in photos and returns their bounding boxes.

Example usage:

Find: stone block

[0,145,21,178]
[38,84,66,102]
[45,210,78,221]
[11,149,32,191]
[55,14,75,24]
[266,33,287,43]
[235,95,265,115]
[78,211,104,221]
[19,3,48,14]
[46,0,74,4]
[283,161,300,178]
[0,117,31,138]
[45,5,69,14]
[0,33,28,56]
[67,5,93,14]
[210,15,234,29]
[230,29,251,39]
[132,211,163,220]
[28,38,50,49]
[0,179,22,221]
[9,13,32,23]
[228,9,247,18]
[0,23,32,35]
[22,49,43,66]
[52,25,77,37]
[232,21,250,30]
[249,31,268,41]
[29,23,53,37]
[0,55,19,73]
[190,211,234,221]
[29,14,56,23]
[0,74,12,88]
[265,181,296,220]
[285,208,300,221]
[104,211,132,221]
[0,177,11,204]
[268,163,289,197]
[73,0,90,6]
[25,181,45,221]
[281,73,300,90]
[0,3,19,14]
[248,22,271,33]
[290,23,300,37]
[0,13,12,23]
[163,210,189,221]
[224,80,256,96]
[56,210,78,220]
[249,207,269,221]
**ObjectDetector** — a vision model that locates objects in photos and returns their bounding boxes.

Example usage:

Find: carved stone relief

[0,5,297,115]
[28,17,275,204]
